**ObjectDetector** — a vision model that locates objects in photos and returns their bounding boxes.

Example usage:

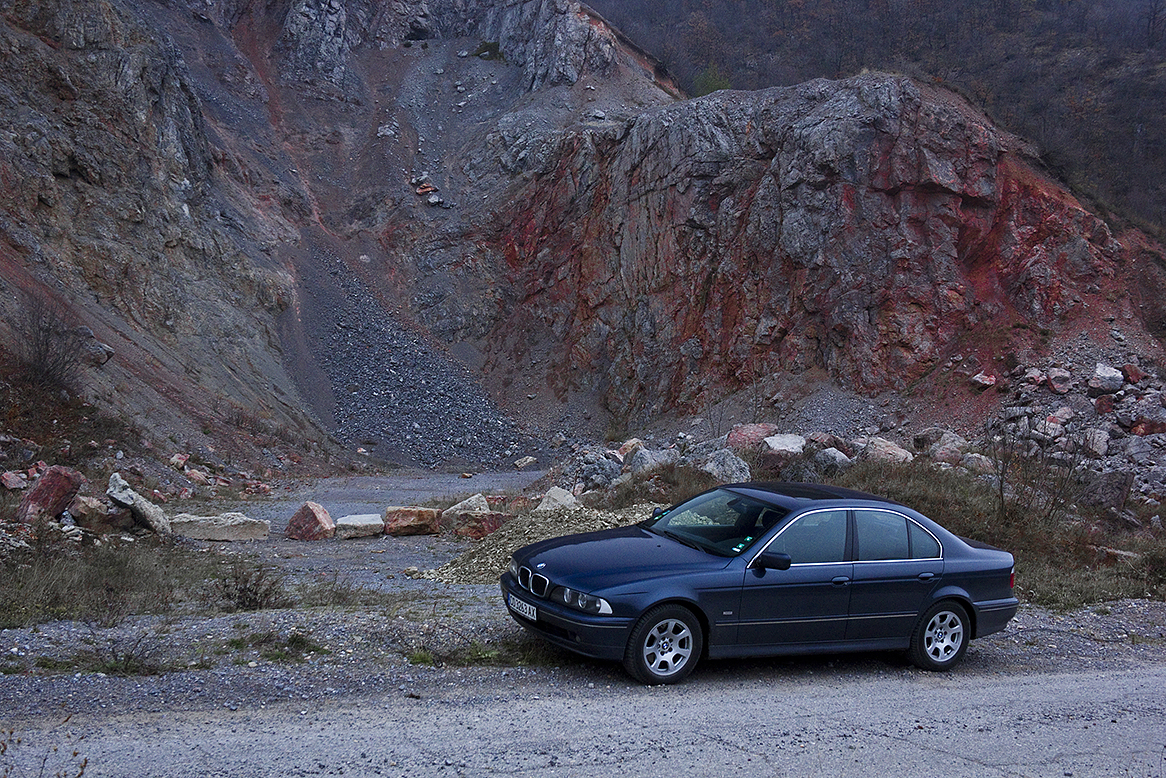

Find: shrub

[212,559,292,612]
[10,293,83,393]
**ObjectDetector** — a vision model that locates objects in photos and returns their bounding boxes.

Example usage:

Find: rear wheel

[909,601,969,671]
[623,604,703,685]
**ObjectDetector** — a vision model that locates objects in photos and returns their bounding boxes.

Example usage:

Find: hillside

[1,0,1165,482]
[586,0,1166,235]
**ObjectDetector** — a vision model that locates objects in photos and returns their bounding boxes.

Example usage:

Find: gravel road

[2,472,1165,777]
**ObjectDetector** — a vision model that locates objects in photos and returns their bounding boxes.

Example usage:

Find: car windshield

[644,489,788,556]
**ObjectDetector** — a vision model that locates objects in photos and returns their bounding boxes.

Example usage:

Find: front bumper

[500,574,632,661]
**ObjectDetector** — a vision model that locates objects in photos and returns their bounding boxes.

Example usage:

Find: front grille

[517,566,550,598]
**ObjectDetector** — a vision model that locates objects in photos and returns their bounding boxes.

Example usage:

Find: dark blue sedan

[501,482,1018,683]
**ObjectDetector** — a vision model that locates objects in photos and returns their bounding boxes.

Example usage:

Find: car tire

[909,601,970,671]
[623,604,703,685]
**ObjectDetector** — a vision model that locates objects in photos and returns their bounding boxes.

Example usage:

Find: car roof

[722,482,906,509]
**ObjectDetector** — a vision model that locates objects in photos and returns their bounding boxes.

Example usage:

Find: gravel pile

[428,506,650,585]
[306,251,540,469]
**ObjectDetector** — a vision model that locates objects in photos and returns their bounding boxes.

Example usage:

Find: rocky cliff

[1,0,1163,471]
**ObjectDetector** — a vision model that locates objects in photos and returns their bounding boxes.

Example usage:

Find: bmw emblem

[536,562,546,569]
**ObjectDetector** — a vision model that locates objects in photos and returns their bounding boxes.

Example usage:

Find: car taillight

[1009,567,1015,589]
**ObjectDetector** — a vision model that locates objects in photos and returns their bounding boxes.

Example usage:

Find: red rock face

[480,76,1165,423]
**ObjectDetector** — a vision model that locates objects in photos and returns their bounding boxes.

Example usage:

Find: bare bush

[985,416,1085,529]
[11,293,83,392]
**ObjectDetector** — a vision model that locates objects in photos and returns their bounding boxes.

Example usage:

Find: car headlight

[508,557,519,579]
[550,586,612,615]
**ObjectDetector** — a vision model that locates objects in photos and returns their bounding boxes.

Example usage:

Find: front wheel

[909,601,970,671]
[623,604,703,685]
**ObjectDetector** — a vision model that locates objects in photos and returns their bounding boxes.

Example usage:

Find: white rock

[106,472,170,534]
[762,433,806,457]
[171,513,270,541]
[444,493,490,515]
[335,513,386,540]
[534,486,577,513]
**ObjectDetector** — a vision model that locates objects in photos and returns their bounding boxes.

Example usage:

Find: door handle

[917,572,936,581]
[831,576,851,585]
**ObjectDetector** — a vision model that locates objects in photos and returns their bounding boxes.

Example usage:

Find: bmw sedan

[501,482,1018,684]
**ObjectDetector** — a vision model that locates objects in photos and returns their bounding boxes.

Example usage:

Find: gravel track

[2,473,1165,776]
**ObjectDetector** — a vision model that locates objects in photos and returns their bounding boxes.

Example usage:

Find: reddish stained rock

[285,501,334,541]
[1095,395,1116,415]
[383,507,440,536]
[452,511,510,540]
[1122,364,1147,384]
[68,495,134,534]
[1047,368,1073,395]
[15,465,87,525]
[969,372,997,390]
[727,423,780,452]
[2,471,27,490]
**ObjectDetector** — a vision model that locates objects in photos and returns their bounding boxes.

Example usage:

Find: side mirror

[754,550,792,571]
[651,507,664,519]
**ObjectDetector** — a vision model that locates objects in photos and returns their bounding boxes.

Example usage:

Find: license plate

[508,593,537,621]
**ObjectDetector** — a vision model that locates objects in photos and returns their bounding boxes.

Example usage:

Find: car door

[737,509,852,647]
[846,509,943,642]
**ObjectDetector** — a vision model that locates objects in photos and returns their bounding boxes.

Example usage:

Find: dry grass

[829,459,1166,608]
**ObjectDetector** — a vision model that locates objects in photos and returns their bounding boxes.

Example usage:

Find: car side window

[855,510,909,561]
[767,510,847,564]
[908,520,941,559]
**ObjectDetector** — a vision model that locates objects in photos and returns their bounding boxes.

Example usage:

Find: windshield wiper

[657,529,705,552]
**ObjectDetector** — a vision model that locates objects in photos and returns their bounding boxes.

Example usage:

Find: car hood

[517,525,728,592]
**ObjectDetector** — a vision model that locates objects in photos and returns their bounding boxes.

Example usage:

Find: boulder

[726,423,780,452]
[628,447,680,477]
[1087,363,1124,397]
[285,501,334,541]
[1080,428,1110,459]
[959,453,995,474]
[928,431,968,465]
[1021,368,1046,385]
[1046,368,1073,394]
[534,486,577,513]
[383,507,440,536]
[856,437,915,464]
[814,447,853,473]
[1078,470,1134,512]
[443,493,490,516]
[578,452,621,490]
[969,371,996,390]
[698,449,751,483]
[514,456,538,470]
[2,471,27,490]
[1095,394,1116,416]
[453,511,509,540]
[68,495,133,533]
[760,434,806,469]
[617,438,646,461]
[334,513,385,540]
[1121,364,1147,384]
[15,465,87,524]
[805,431,850,454]
[171,512,270,541]
[1116,394,1166,435]
[106,472,170,534]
